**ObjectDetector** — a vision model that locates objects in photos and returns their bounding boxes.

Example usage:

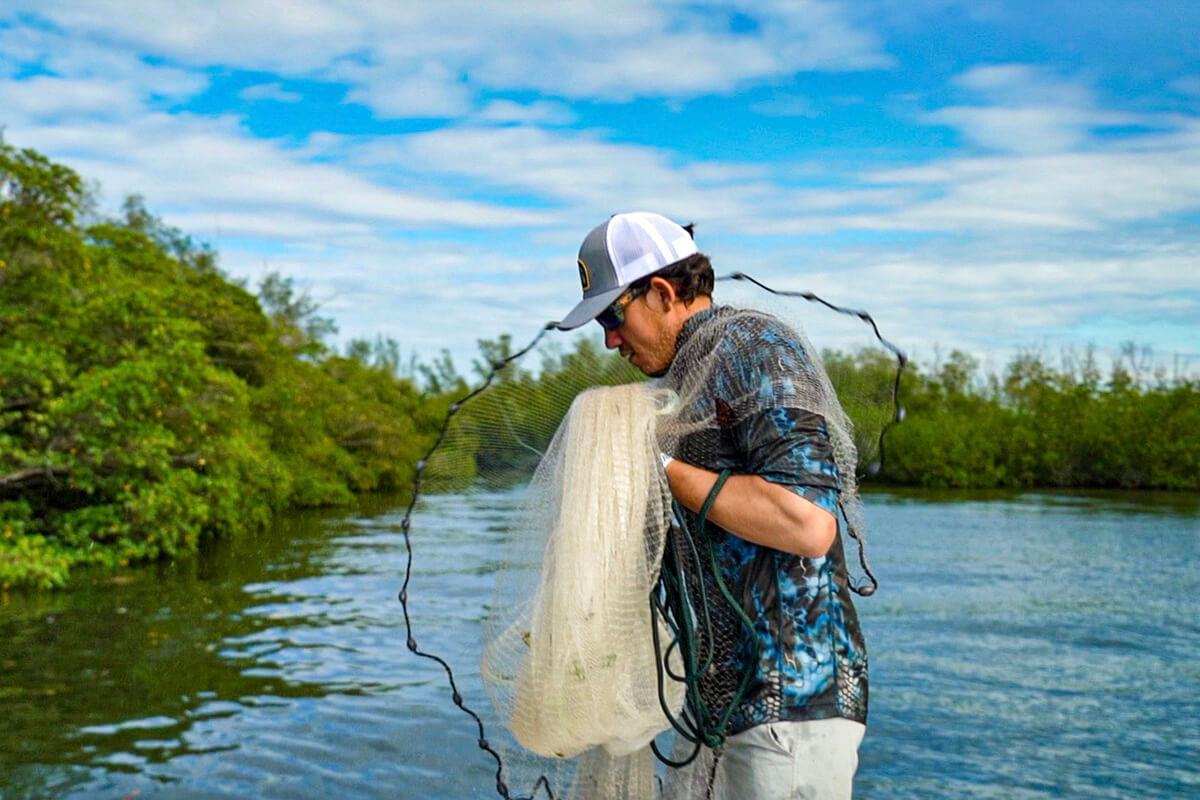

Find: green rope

[693,469,759,747]
[650,468,762,764]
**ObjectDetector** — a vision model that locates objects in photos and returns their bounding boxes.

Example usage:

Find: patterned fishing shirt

[667,305,868,735]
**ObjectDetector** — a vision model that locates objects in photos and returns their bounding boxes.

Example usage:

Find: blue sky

[1,1,1197,375]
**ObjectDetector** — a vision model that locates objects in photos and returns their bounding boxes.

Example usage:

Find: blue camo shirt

[670,305,868,732]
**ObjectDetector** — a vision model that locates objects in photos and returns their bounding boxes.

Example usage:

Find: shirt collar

[674,303,727,353]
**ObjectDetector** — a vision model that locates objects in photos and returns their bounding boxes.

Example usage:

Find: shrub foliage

[0,142,442,589]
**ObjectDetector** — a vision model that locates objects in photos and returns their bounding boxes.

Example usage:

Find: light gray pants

[713,718,866,800]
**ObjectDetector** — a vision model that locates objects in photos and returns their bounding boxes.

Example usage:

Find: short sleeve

[715,324,842,518]
[731,405,841,518]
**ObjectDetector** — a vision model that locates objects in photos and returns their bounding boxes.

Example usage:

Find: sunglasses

[595,287,647,331]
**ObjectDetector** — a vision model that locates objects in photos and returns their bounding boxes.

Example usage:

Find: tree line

[1,142,450,589]
[2,143,1196,590]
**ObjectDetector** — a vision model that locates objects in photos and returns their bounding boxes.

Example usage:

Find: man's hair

[628,252,714,303]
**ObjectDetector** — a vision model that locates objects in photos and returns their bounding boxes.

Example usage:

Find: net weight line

[396,275,906,799]
[397,323,559,800]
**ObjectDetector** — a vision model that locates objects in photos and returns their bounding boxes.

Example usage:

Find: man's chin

[642,362,669,378]
[634,350,675,377]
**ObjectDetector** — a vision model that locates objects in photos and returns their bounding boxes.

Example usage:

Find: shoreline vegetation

[2,144,1197,591]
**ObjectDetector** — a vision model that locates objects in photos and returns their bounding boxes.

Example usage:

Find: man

[557,212,869,800]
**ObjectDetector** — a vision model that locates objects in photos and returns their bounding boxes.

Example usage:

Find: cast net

[481,382,684,761]
[398,274,905,799]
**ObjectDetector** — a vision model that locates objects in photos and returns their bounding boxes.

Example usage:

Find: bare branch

[0,464,67,490]
[1,396,37,413]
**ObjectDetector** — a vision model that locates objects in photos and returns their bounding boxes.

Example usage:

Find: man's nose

[604,327,623,349]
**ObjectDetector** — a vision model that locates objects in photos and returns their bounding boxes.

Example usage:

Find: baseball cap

[556,211,698,331]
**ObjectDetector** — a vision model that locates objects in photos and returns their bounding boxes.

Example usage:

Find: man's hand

[663,458,837,558]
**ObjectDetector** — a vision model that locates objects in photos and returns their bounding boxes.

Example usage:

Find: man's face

[602,289,677,377]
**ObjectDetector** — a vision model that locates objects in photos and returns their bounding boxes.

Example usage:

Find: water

[1,489,1197,799]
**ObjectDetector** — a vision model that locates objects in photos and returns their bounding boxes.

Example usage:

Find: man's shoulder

[681,308,818,418]
[704,306,799,345]
[710,308,812,374]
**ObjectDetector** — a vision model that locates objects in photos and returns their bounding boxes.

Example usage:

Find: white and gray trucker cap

[556,211,698,330]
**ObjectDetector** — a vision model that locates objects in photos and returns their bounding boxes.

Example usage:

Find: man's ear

[648,276,678,310]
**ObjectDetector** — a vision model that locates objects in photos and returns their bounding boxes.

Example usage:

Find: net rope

[395,273,906,799]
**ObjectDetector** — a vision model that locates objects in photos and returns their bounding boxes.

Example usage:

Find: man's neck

[675,296,713,328]
[668,296,715,351]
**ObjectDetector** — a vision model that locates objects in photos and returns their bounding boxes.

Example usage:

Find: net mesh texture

[404,277,903,800]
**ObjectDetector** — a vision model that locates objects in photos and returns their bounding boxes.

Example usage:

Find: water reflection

[0,506,375,797]
[0,489,1197,799]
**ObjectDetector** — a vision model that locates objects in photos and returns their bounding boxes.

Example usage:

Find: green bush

[874,349,1200,490]
[0,142,445,590]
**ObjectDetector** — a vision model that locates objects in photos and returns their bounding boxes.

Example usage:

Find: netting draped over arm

[659,307,863,529]
[480,308,879,799]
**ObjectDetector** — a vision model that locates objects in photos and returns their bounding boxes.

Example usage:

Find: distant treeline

[2,144,1197,590]
[828,348,1199,491]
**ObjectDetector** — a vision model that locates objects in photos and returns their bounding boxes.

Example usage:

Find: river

[1,488,1197,799]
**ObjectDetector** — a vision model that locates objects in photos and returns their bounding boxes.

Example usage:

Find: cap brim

[553,286,626,331]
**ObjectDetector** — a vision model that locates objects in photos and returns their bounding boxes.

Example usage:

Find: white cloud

[476,100,576,126]
[355,124,907,230]
[782,66,1200,234]
[0,18,550,232]
[714,237,1200,367]
[389,125,746,215]
[239,82,302,103]
[213,215,1200,376]
[923,64,1147,154]
[0,75,143,119]
[6,1,363,71]
[953,64,1085,106]
[6,1,888,113]
[0,11,1193,373]
[863,120,1200,232]
[336,60,473,119]
[165,209,374,241]
[0,24,207,101]
[925,104,1133,154]
[303,100,1200,243]
[216,236,581,365]
[3,110,551,230]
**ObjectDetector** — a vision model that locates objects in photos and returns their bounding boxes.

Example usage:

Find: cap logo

[577,258,591,292]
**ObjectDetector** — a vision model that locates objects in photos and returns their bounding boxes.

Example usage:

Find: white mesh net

[412,280,896,799]
[481,383,684,762]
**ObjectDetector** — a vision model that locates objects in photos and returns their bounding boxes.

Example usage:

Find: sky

[1,1,1197,377]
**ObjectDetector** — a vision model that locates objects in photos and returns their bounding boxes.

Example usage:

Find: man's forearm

[663,459,837,558]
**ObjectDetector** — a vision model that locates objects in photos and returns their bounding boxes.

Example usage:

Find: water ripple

[0,490,1196,799]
